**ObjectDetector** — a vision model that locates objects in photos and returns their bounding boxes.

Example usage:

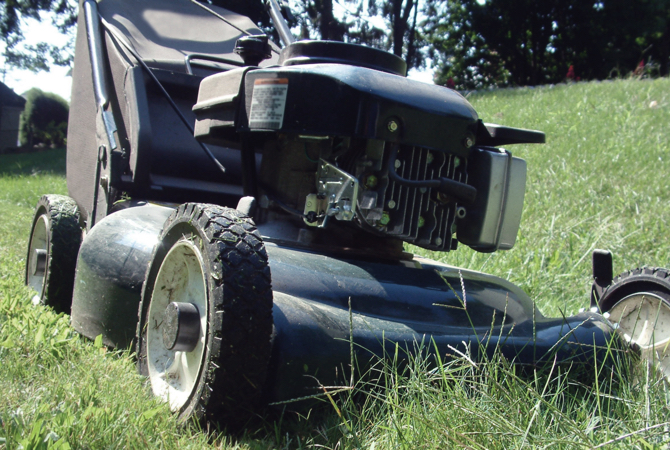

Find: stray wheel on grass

[25,194,83,314]
[599,267,670,379]
[136,203,273,428]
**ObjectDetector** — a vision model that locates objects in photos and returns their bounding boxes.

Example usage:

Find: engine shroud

[193,43,529,253]
[356,142,466,251]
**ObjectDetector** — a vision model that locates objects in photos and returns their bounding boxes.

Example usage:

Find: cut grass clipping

[1,78,670,449]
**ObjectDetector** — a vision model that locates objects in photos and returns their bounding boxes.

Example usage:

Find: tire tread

[599,266,670,312]
[26,194,82,313]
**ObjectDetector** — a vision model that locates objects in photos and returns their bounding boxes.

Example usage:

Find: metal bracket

[84,0,118,151]
[304,160,359,227]
[590,249,613,308]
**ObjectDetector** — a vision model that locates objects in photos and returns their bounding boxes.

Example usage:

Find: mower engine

[194,41,544,253]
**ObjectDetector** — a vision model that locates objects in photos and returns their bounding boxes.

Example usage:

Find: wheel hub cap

[146,240,208,411]
[31,248,48,276]
[609,292,670,378]
[27,215,49,296]
[162,302,201,352]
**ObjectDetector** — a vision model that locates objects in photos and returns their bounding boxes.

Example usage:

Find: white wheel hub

[147,240,208,411]
[27,214,49,297]
[608,292,670,379]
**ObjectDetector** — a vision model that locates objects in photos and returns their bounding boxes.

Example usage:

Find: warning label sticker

[249,78,289,130]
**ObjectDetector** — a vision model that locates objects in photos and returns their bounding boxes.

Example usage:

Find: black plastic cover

[476,122,546,146]
[230,64,479,156]
[279,40,407,76]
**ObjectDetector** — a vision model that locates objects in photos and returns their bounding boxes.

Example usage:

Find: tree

[292,0,424,70]
[1,0,76,72]
[289,0,347,40]
[423,0,509,89]
[19,88,69,147]
[424,0,670,89]
[362,0,424,69]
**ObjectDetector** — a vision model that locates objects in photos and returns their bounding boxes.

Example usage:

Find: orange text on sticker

[254,78,289,85]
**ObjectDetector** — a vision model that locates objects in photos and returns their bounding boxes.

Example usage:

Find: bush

[19,88,69,148]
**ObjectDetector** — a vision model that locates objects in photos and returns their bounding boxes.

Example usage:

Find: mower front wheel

[25,194,82,314]
[136,203,273,427]
[599,267,670,379]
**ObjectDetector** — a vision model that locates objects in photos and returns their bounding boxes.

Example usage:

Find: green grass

[2,78,670,449]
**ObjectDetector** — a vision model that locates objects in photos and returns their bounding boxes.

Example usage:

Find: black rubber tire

[599,267,670,312]
[136,203,273,428]
[25,194,83,314]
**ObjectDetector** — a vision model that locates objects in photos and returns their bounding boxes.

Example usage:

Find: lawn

[1,78,670,449]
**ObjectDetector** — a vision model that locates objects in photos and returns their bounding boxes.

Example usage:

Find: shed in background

[0,82,26,151]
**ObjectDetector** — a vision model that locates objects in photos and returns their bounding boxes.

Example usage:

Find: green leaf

[93,334,103,349]
[34,323,45,345]
[140,405,164,422]
[0,338,15,348]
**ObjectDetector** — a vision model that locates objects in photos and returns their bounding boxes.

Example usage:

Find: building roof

[0,81,26,108]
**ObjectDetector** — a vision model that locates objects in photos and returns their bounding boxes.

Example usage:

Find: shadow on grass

[0,148,66,177]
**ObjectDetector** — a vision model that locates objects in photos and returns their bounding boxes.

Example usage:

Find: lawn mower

[24,0,670,428]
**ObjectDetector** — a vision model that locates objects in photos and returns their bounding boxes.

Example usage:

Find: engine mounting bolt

[365,174,378,189]
[387,120,398,132]
[387,200,396,209]
[418,216,425,228]
[426,152,434,165]
[453,157,461,168]
[394,159,402,169]
[464,136,474,148]
[380,212,391,226]
[419,187,427,194]
[435,237,443,246]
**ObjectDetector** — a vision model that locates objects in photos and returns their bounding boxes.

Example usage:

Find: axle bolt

[387,120,398,132]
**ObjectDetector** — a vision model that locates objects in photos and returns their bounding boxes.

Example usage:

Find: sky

[1,6,434,103]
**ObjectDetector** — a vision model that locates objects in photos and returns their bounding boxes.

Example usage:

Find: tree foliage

[3,0,668,87]
[290,0,424,70]
[424,0,670,89]
[19,88,69,147]
[423,0,508,89]
[1,0,76,72]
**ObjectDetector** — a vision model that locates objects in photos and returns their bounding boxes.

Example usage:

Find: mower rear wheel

[25,194,82,314]
[137,203,273,427]
[599,267,670,379]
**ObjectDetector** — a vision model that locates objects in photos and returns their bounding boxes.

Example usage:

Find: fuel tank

[70,204,615,402]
